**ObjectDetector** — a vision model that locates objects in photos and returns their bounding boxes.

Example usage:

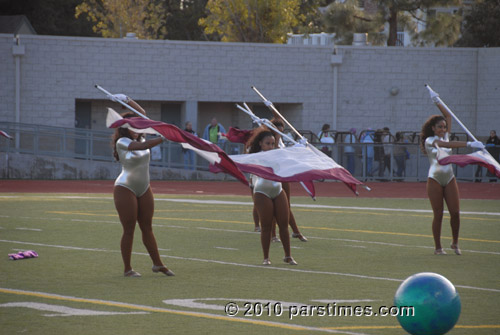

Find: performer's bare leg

[114,186,138,273]
[254,193,274,260]
[427,179,445,251]
[443,178,460,246]
[136,187,165,267]
[250,189,260,232]
[273,192,291,258]
[283,182,307,241]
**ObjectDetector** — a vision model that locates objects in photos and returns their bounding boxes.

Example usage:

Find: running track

[0,180,498,199]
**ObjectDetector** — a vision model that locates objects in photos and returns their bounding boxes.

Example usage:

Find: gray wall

[1,33,499,138]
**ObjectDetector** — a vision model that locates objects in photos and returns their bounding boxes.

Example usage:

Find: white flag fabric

[106,109,365,197]
[223,144,364,196]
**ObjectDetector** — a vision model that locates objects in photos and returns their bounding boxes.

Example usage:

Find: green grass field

[0,193,499,335]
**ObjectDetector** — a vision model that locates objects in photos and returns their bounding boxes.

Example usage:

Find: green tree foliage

[413,9,462,46]
[199,0,302,43]
[322,0,385,45]
[292,0,336,34]
[375,0,462,46]
[456,0,500,47]
[0,0,97,36]
[163,0,208,40]
[322,0,462,46]
[75,0,167,39]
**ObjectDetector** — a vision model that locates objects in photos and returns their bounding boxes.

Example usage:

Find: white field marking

[16,227,42,231]
[0,302,148,317]
[71,219,117,224]
[0,288,368,335]
[1,214,499,255]
[1,239,499,293]
[344,245,367,249]
[158,248,171,251]
[162,225,190,229]
[191,226,500,256]
[161,298,379,312]
[312,300,378,304]
[215,247,239,251]
[15,195,500,217]
[155,198,500,217]
[0,239,111,253]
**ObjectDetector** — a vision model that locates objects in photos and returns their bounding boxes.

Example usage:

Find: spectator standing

[373,129,385,177]
[317,123,335,156]
[382,127,392,177]
[394,132,408,178]
[486,130,500,181]
[202,117,226,147]
[361,129,375,177]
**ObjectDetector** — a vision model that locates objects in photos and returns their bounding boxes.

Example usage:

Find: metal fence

[1,122,497,182]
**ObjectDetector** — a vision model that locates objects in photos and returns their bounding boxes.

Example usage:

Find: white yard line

[0,287,369,335]
[0,239,499,293]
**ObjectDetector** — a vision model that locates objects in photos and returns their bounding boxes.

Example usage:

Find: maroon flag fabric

[438,149,500,178]
[108,116,249,186]
[224,127,253,144]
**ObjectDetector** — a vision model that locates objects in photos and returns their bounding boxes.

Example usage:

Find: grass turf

[0,193,499,334]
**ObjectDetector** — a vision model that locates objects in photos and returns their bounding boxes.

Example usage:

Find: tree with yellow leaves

[75,0,167,39]
[199,0,302,43]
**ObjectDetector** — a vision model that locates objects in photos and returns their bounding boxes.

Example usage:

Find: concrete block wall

[1,33,499,140]
[334,46,479,134]
[477,48,500,136]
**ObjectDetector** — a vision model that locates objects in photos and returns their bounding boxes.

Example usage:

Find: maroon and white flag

[106,109,365,197]
[224,144,364,197]
[0,130,13,139]
[438,148,500,178]
[106,109,249,186]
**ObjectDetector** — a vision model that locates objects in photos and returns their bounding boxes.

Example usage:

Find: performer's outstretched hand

[467,141,485,150]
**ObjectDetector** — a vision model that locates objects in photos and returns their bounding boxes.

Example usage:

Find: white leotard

[425,133,454,187]
[114,137,150,197]
[252,175,282,200]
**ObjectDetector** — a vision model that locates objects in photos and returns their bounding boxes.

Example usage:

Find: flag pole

[251,86,305,141]
[95,84,150,120]
[235,103,298,145]
[235,103,316,199]
[425,84,478,142]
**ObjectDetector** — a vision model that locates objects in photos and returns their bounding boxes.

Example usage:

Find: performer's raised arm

[434,101,452,133]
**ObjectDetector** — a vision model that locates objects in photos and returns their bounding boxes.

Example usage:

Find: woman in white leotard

[247,129,297,265]
[270,118,307,242]
[110,94,174,277]
[420,103,485,255]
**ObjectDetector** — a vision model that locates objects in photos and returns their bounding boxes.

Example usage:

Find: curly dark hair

[111,112,144,161]
[246,129,275,154]
[420,115,446,154]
